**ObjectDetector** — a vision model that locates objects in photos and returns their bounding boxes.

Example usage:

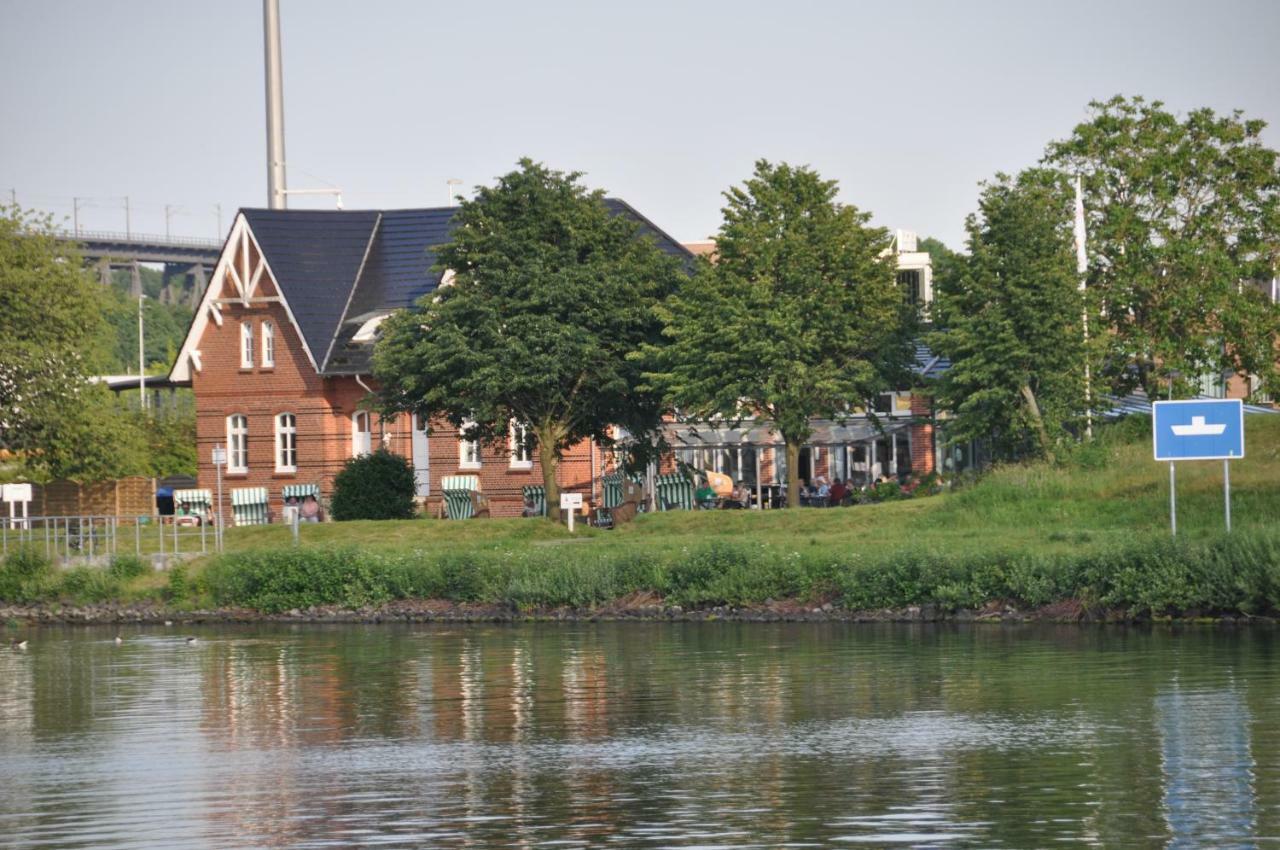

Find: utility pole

[124,195,131,239]
[164,204,181,239]
[264,0,288,209]
[138,285,147,409]
[214,203,222,237]
[73,197,83,235]
[447,178,463,206]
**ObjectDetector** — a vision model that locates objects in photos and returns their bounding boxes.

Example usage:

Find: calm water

[0,623,1276,848]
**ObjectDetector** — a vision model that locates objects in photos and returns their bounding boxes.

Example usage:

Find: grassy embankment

[4,415,1279,618]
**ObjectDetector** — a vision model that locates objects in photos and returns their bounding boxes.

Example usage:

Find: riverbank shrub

[195,526,1280,617]
[0,546,57,603]
[108,554,148,580]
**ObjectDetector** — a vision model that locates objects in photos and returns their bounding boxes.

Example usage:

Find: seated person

[814,476,831,504]
[828,478,847,506]
[694,481,717,509]
[522,493,540,517]
[301,494,323,523]
[725,481,750,509]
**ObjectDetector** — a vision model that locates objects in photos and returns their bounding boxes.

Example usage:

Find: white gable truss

[170,213,320,381]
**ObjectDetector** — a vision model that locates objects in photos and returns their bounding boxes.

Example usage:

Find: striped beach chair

[172,488,212,517]
[281,483,322,523]
[655,472,694,511]
[440,475,488,519]
[597,472,645,526]
[230,487,270,526]
[521,485,547,517]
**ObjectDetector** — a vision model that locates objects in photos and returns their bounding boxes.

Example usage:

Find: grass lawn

[5,415,1278,616]
[221,414,1280,564]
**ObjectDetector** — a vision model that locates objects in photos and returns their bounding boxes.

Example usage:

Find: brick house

[169,202,693,518]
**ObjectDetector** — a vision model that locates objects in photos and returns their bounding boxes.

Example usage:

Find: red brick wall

[908,392,936,475]
[191,281,602,519]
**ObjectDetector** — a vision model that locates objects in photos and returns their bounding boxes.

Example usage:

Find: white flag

[1073,174,1088,281]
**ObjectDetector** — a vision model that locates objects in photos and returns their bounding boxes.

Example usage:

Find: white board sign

[559,493,583,510]
[211,446,227,466]
[2,483,32,503]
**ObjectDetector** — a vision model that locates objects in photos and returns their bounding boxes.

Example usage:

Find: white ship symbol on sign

[1170,416,1227,437]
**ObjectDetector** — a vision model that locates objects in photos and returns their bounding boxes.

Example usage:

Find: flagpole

[1074,174,1093,440]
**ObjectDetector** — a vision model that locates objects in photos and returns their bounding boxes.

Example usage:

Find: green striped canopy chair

[230,487,270,526]
[281,483,322,523]
[440,475,489,520]
[655,472,694,511]
[597,472,645,526]
[172,488,212,518]
[521,485,547,517]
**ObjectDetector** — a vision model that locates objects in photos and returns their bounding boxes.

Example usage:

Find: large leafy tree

[929,169,1087,461]
[0,205,150,481]
[1045,95,1280,400]
[374,159,685,520]
[649,160,913,508]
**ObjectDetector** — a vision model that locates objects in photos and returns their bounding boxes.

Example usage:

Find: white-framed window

[226,414,249,472]
[509,421,533,469]
[275,412,297,472]
[261,320,275,368]
[459,420,482,470]
[240,321,254,368]
[352,411,372,457]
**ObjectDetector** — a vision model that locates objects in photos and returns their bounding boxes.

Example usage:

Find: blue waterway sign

[1153,399,1245,461]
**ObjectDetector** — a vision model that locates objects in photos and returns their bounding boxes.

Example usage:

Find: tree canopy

[929,169,1087,461]
[374,159,686,519]
[648,160,914,507]
[1044,95,1280,400]
[0,205,159,482]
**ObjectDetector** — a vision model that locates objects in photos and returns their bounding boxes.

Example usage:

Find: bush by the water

[329,448,416,521]
[0,546,57,603]
[199,527,1280,617]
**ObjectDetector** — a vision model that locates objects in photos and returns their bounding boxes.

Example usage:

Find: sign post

[1153,399,1244,536]
[2,483,32,531]
[211,444,227,552]
[560,492,583,533]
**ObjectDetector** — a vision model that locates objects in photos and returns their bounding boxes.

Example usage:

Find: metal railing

[1,515,218,567]
[55,229,223,251]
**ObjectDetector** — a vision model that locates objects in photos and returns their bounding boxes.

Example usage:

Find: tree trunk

[1019,383,1055,464]
[785,439,801,509]
[536,424,562,523]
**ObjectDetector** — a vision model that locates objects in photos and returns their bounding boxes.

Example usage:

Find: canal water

[0,623,1275,848]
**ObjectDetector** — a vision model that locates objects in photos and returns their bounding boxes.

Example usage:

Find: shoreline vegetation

[4,416,1279,626]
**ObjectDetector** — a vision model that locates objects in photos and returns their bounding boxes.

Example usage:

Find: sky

[3,0,1280,248]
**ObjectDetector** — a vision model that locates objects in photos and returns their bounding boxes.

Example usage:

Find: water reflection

[0,624,1275,847]
[1157,683,1257,848]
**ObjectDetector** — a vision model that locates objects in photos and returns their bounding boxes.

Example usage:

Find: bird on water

[114,635,124,645]
[11,639,28,650]
[185,637,198,645]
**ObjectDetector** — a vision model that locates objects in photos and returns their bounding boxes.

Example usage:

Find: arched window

[275,413,297,472]
[352,411,372,457]
[226,414,249,472]
[240,321,254,368]
[261,320,275,368]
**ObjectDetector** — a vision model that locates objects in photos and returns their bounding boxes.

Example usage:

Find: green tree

[1,205,106,456]
[1045,95,1280,400]
[32,387,151,482]
[929,169,1087,461]
[374,159,685,520]
[649,160,913,508]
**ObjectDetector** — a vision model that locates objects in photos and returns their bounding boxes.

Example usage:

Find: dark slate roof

[241,201,694,376]
[241,209,379,368]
